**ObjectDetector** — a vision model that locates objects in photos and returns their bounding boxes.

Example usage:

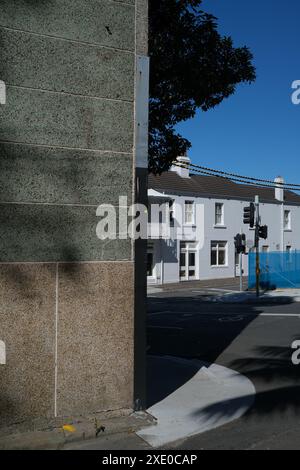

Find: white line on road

[192,288,240,293]
[148,325,183,330]
[259,313,300,317]
[148,311,174,316]
[149,311,300,318]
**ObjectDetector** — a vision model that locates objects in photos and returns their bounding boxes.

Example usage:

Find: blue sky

[176,0,300,184]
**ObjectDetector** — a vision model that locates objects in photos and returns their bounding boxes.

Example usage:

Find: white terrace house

[147,156,300,285]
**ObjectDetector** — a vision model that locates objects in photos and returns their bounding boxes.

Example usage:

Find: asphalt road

[66,282,300,450]
[147,287,300,450]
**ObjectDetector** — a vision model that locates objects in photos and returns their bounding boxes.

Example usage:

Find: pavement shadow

[147,294,295,410]
[146,355,202,408]
[191,342,300,424]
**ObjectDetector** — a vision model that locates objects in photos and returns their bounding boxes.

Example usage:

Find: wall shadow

[147,294,295,411]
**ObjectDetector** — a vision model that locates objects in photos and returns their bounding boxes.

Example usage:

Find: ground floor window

[211,241,227,267]
[147,243,155,277]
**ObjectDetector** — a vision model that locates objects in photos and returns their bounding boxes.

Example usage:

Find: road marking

[192,288,240,294]
[219,316,245,322]
[148,325,183,330]
[148,310,172,316]
[259,313,300,317]
[148,311,300,319]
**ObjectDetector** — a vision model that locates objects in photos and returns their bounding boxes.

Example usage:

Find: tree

[149,0,256,174]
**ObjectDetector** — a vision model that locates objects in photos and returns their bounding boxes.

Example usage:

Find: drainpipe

[275,177,285,252]
[281,203,284,252]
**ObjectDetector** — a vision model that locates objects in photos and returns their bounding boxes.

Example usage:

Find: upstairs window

[215,203,224,226]
[169,200,175,227]
[184,201,194,224]
[284,210,291,230]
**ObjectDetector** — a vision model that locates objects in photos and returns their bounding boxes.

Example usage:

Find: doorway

[180,242,197,281]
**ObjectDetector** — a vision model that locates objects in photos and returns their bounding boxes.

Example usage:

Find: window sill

[214,225,227,229]
[284,229,292,232]
[211,265,229,269]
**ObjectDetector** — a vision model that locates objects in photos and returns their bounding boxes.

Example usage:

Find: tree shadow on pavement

[191,342,300,425]
[147,294,297,413]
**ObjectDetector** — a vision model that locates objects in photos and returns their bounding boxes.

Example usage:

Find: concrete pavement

[148,276,249,293]
[137,356,255,447]
[0,412,154,450]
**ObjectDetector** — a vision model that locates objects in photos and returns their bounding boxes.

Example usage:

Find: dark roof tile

[148,172,300,205]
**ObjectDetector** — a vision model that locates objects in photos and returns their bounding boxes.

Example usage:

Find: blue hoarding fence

[248,250,300,289]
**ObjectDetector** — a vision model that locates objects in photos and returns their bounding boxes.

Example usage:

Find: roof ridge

[148,171,300,204]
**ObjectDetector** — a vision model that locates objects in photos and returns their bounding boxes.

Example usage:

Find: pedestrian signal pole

[243,196,268,297]
[234,232,246,292]
[255,195,260,298]
[239,229,243,292]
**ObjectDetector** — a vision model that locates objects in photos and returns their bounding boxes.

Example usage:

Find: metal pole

[239,252,243,292]
[255,196,260,297]
[239,227,243,292]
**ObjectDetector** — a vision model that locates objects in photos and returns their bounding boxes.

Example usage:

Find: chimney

[171,155,191,178]
[274,176,284,202]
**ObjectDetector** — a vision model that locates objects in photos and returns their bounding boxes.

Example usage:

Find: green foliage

[149,0,256,174]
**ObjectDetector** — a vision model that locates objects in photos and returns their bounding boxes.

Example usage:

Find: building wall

[0,0,148,426]
[148,189,300,284]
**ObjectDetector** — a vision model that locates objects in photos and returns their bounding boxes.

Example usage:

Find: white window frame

[211,241,228,267]
[215,202,224,226]
[184,200,195,225]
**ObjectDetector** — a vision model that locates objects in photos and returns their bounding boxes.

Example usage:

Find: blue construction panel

[248,251,300,289]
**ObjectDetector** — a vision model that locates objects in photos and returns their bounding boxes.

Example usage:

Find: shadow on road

[147,293,297,417]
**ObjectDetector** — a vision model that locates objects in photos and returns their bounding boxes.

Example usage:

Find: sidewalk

[148,277,300,305]
[137,356,255,448]
[211,289,300,304]
[148,277,248,294]
[0,410,154,450]
[66,356,255,450]
[0,355,255,450]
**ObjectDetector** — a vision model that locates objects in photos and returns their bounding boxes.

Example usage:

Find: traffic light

[234,233,246,254]
[258,225,268,239]
[243,203,255,228]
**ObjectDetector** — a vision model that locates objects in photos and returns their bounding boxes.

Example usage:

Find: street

[147,281,300,449]
[67,281,300,451]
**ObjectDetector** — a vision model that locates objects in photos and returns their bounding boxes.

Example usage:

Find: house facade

[147,157,300,285]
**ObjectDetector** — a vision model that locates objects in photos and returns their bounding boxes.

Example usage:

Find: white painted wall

[148,187,300,284]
